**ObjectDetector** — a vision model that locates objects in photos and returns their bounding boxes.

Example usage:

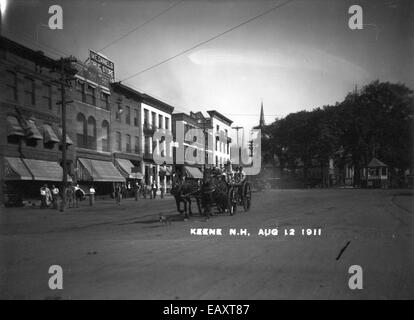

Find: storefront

[3,157,72,206]
[77,158,125,195]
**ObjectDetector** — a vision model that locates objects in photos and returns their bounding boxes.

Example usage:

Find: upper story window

[216,124,219,132]
[76,81,86,103]
[102,120,110,152]
[134,109,139,126]
[151,112,156,128]
[86,85,96,106]
[144,109,149,125]
[134,136,140,153]
[126,134,131,153]
[116,103,122,121]
[165,118,169,130]
[24,77,35,106]
[42,84,52,109]
[125,106,131,125]
[6,71,18,102]
[158,115,163,129]
[116,131,122,151]
[100,92,110,110]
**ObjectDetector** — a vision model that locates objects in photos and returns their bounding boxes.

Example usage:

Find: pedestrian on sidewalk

[40,185,47,208]
[89,185,95,206]
[151,181,158,199]
[51,185,59,209]
[74,184,82,208]
[115,184,122,205]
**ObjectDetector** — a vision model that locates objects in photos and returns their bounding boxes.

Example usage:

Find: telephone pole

[55,57,76,212]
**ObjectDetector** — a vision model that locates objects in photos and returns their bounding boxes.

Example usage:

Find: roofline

[207,110,233,125]
[110,82,144,100]
[0,36,58,69]
[141,94,175,114]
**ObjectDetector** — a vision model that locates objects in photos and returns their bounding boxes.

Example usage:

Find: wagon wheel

[227,187,238,215]
[243,182,252,212]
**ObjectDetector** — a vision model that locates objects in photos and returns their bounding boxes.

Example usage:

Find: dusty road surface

[1,189,413,299]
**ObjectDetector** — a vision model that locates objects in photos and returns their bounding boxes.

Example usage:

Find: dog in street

[159,213,172,226]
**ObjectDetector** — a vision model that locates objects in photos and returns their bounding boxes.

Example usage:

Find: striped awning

[115,158,142,179]
[23,158,72,182]
[7,116,25,137]
[25,119,42,140]
[78,158,125,182]
[4,157,33,180]
[43,124,60,144]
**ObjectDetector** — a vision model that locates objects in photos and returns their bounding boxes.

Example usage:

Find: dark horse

[170,179,202,219]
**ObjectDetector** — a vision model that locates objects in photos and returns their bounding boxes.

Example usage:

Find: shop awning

[56,127,74,146]
[115,158,143,179]
[4,157,33,180]
[25,120,43,140]
[43,124,60,144]
[23,158,72,181]
[184,166,203,179]
[7,116,25,137]
[78,158,125,182]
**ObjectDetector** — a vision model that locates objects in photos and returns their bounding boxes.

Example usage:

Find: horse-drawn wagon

[171,167,252,218]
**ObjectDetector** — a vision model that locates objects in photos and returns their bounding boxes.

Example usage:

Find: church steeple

[259,100,265,128]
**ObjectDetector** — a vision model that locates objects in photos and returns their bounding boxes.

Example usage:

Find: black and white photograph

[0,0,413,303]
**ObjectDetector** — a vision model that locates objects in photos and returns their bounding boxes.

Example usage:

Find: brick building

[0,36,74,205]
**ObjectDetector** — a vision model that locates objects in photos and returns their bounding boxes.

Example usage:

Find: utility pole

[55,57,76,212]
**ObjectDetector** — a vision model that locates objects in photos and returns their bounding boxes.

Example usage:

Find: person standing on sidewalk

[51,185,59,209]
[151,181,158,199]
[115,184,122,205]
[89,185,95,206]
[40,185,47,208]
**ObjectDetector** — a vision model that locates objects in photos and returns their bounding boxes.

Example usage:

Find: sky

[1,0,413,137]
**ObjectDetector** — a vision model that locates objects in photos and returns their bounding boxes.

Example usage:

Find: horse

[170,179,202,219]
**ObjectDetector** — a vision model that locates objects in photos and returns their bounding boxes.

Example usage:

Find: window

[42,84,52,109]
[158,115,163,129]
[151,112,156,128]
[381,167,387,176]
[76,113,87,148]
[102,120,110,152]
[24,77,35,105]
[86,85,96,106]
[216,125,219,132]
[116,131,122,151]
[144,109,149,125]
[87,116,97,150]
[6,71,18,101]
[134,136,140,153]
[77,81,86,102]
[125,106,131,125]
[126,134,131,153]
[134,109,139,126]
[165,118,169,130]
[116,103,122,121]
[100,92,110,110]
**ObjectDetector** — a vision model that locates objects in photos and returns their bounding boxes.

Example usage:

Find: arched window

[101,120,110,152]
[87,116,97,150]
[76,113,87,148]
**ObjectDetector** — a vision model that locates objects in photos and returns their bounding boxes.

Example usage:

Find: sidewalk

[0,196,177,236]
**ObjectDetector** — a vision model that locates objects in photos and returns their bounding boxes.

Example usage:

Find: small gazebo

[364,158,389,188]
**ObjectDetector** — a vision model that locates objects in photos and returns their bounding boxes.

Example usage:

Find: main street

[1,189,413,299]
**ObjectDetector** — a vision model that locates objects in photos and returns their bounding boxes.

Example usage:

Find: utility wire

[98,0,184,52]
[120,0,294,82]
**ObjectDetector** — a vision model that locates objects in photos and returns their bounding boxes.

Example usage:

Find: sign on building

[89,50,115,81]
